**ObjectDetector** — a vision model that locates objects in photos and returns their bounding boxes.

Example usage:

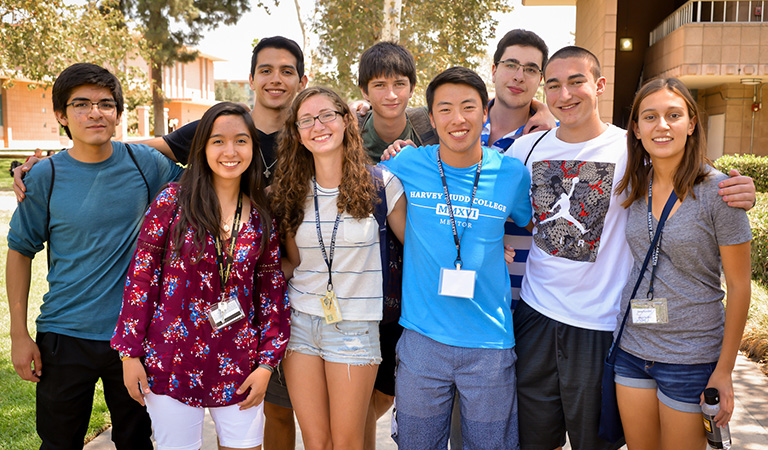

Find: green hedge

[713,154,768,193]
[749,193,768,286]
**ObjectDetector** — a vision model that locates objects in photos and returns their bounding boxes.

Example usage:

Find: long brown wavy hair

[270,86,378,239]
[617,77,711,207]
[172,102,272,257]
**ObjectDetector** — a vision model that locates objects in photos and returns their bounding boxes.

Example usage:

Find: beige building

[0,51,223,150]
[525,0,768,157]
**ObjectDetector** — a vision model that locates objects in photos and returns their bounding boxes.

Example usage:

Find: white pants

[144,392,264,450]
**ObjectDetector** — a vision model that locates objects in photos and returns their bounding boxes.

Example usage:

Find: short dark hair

[358,41,417,93]
[52,63,124,139]
[493,29,549,69]
[425,67,488,114]
[250,36,305,79]
[545,46,602,80]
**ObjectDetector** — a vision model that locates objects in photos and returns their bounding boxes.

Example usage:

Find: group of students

[6,29,757,450]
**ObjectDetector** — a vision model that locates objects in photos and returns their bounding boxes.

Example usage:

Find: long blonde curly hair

[270,86,378,239]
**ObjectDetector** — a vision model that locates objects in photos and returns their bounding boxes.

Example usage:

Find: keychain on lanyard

[436,149,481,299]
[207,192,247,330]
[313,179,344,323]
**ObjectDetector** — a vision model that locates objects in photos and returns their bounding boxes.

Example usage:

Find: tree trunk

[381,0,403,42]
[151,62,165,137]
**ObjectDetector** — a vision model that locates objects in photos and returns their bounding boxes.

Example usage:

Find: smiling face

[429,83,487,167]
[633,89,696,166]
[492,45,544,111]
[544,56,605,134]
[249,47,307,112]
[297,94,346,159]
[206,115,254,186]
[54,85,119,151]
[362,75,414,121]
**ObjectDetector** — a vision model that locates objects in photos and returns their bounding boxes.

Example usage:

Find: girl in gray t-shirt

[614,78,752,449]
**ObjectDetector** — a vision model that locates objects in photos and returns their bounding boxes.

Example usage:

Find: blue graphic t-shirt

[381,144,532,348]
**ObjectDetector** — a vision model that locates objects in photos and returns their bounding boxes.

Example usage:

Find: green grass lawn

[0,209,110,450]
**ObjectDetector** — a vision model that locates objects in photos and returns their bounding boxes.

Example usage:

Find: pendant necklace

[261,151,277,178]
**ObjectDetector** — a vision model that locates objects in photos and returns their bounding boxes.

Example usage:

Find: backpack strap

[523,130,551,166]
[125,143,151,205]
[406,107,437,146]
[46,157,55,269]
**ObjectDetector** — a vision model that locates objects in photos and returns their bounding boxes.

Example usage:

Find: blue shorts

[286,308,381,365]
[394,329,519,450]
[613,347,716,413]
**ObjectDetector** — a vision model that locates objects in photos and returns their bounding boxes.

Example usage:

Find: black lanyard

[645,173,678,299]
[214,192,244,292]
[436,149,482,269]
[313,179,342,291]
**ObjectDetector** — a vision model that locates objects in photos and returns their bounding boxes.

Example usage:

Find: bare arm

[380,139,416,162]
[718,169,756,211]
[7,249,41,382]
[703,241,751,427]
[12,157,41,202]
[386,195,407,244]
[524,98,557,135]
[134,136,178,162]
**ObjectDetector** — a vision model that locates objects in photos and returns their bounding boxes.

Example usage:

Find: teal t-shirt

[381,145,532,348]
[8,142,183,340]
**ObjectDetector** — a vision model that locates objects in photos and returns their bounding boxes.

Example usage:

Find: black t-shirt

[163,120,278,184]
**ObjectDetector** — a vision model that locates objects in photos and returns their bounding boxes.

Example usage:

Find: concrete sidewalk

[85,353,768,449]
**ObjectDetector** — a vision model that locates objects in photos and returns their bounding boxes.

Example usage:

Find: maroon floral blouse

[111,184,290,407]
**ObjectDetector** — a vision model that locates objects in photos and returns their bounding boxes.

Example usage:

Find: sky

[197,0,576,81]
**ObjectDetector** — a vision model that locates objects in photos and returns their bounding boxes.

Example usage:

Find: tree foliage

[215,80,250,103]
[120,0,262,135]
[311,0,512,103]
[0,0,136,86]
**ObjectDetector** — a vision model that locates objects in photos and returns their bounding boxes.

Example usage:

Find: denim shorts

[287,308,382,365]
[614,347,717,413]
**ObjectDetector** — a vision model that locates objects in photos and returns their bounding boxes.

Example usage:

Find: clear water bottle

[702,387,732,449]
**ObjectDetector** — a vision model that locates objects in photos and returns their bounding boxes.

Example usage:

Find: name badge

[321,289,343,324]
[630,298,669,324]
[438,266,476,299]
[208,296,246,330]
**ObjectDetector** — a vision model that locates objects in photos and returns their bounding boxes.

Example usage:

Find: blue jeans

[394,329,519,450]
[614,347,717,413]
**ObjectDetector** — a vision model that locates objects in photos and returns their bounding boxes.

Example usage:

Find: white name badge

[438,266,476,299]
[208,297,246,330]
[630,298,669,324]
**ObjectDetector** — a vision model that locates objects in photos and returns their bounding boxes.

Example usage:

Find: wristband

[120,355,132,362]
[258,363,275,373]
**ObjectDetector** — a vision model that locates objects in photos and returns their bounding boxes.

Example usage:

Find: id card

[321,290,343,324]
[630,298,669,324]
[438,267,476,299]
[208,297,246,330]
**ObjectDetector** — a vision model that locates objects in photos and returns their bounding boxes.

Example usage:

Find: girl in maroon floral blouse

[111,102,289,450]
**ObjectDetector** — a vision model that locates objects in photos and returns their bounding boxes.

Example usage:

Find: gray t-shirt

[616,168,752,364]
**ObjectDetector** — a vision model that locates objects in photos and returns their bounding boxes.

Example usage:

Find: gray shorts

[264,363,292,409]
[513,300,623,450]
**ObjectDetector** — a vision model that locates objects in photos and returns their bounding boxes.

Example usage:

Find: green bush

[713,154,768,193]
[749,193,768,286]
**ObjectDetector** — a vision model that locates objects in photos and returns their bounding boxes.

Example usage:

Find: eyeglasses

[296,111,342,129]
[65,99,118,115]
[495,60,542,78]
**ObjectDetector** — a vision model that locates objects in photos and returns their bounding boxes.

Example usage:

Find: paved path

[85,354,768,449]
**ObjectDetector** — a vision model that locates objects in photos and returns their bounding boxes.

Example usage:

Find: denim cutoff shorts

[614,347,717,413]
[287,308,381,365]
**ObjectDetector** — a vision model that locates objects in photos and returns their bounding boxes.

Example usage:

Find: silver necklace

[260,151,277,178]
